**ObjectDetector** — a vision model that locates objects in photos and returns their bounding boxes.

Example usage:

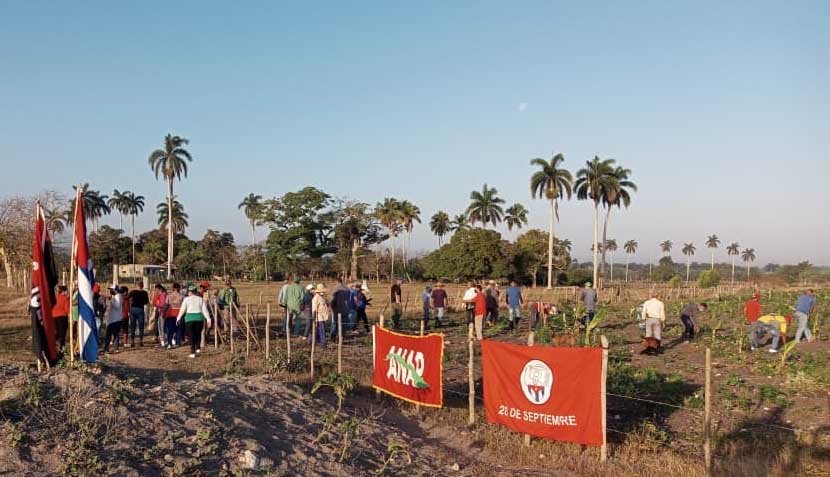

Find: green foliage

[654,256,678,282]
[584,308,606,346]
[311,373,357,415]
[758,384,792,408]
[514,229,572,285]
[422,228,516,280]
[698,269,720,288]
[669,275,682,288]
[777,261,812,284]
[89,226,132,273]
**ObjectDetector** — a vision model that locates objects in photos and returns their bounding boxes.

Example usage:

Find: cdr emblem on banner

[482,340,603,445]
[372,326,444,408]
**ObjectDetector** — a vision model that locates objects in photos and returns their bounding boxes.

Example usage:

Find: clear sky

[1,1,827,265]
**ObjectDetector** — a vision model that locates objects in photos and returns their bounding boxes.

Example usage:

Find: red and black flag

[31,202,59,365]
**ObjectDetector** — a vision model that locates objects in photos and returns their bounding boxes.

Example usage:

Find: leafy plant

[584,308,606,346]
[375,441,412,475]
[311,373,357,416]
[778,340,797,372]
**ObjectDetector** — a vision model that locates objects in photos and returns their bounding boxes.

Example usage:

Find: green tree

[156,198,189,234]
[422,228,515,281]
[238,193,263,245]
[682,242,696,281]
[504,203,529,232]
[45,207,66,236]
[623,239,638,282]
[515,229,571,287]
[429,211,451,245]
[334,201,388,280]
[123,192,145,266]
[451,213,470,233]
[705,234,720,270]
[68,184,111,231]
[148,133,193,279]
[466,184,504,228]
[726,242,740,284]
[530,153,573,289]
[574,156,616,287]
[600,165,636,278]
[660,240,673,256]
[654,256,677,282]
[89,226,132,276]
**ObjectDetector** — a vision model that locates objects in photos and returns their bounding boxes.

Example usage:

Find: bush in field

[654,256,678,282]
[698,270,720,288]
[422,228,516,280]
[669,275,682,288]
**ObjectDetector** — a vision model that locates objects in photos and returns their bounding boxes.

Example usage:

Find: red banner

[481,340,603,445]
[372,326,444,408]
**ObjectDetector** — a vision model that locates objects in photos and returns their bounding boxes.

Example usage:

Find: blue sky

[1,1,827,264]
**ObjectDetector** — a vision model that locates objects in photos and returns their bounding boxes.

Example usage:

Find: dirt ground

[1,282,829,476]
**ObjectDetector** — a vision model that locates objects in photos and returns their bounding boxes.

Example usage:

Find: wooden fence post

[376,314,384,401]
[337,313,343,374]
[468,323,475,426]
[704,347,712,476]
[285,308,291,364]
[245,304,250,358]
[600,335,609,463]
[310,318,316,378]
[230,303,236,355]
[265,304,271,361]
[213,301,218,349]
[524,331,535,446]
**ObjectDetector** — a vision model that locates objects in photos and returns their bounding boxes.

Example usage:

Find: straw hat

[313,283,327,294]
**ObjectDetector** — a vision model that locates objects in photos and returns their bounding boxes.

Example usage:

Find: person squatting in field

[176,284,212,358]
[751,314,789,353]
[678,302,707,341]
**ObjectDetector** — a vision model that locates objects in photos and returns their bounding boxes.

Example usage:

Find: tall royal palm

[156,199,189,234]
[107,189,131,231]
[726,242,740,284]
[742,248,756,279]
[451,213,470,233]
[623,240,638,282]
[398,200,421,276]
[45,208,67,236]
[238,193,263,246]
[574,156,615,287]
[429,211,451,245]
[466,184,505,228]
[375,198,403,281]
[504,203,529,232]
[530,154,573,288]
[605,239,618,282]
[124,192,145,268]
[600,166,636,278]
[660,240,673,256]
[69,184,110,231]
[705,235,720,271]
[682,242,696,282]
[148,134,193,278]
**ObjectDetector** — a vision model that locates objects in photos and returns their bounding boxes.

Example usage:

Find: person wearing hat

[176,284,212,358]
[311,284,330,347]
[430,282,448,328]
[579,282,598,323]
[218,280,240,335]
[744,292,762,324]
[103,285,124,353]
[353,283,371,333]
[300,284,315,340]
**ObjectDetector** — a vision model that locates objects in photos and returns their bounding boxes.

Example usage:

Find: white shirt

[462,287,477,302]
[642,298,666,322]
[176,295,211,321]
[107,294,122,324]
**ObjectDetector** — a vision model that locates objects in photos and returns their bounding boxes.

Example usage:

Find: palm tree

[660,240,673,256]
[156,198,189,234]
[451,213,470,233]
[605,239,618,282]
[575,156,616,287]
[148,133,193,279]
[45,208,66,236]
[742,248,756,279]
[466,184,505,228]
[727,242,741,284]
[124,192,145,267]
[705,235,720,271]
[69,184,111,231]
[238,193,263,246]
[504,203,529,232]
[623,239,638,282]
[398,200,421,277]
[600,166,636,278]
[375,198,403,280]
[530,153,573,289]
[429,211,451,245]
[107,189,131,231]
[682,242,696,282]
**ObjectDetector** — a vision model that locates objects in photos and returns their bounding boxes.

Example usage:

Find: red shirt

[744,299,762,323]
[52,294,70,317]
[474,292,487,316]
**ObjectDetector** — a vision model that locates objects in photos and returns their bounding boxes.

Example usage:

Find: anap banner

[481,340,603,445]
[372,326,444,408]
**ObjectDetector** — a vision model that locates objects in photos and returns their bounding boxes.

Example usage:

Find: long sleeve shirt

[642,298,666,322]
[52,294,70,317]
[312,294,330,322]
[176,295,211,322]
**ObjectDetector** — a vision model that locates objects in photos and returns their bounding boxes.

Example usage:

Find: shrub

[698,270,720,288]
[669,275,682,288]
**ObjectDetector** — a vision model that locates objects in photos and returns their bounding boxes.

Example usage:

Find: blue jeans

[752,322,780,349]
[289,310,302,337]
[330,313,343,339]
[164,317,177,346]
[794,311,812,342]
[346,310,356,332]
[422,307,431,327]
[316,321,327,347]
[129,307,145,343]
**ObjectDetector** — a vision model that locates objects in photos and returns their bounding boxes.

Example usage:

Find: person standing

[347,282,358,333]
[165,283,184,349]
[485,281,499,326]
[311,284,330,348]
[679,302,707,341]
[284,277,306,337]
[353,284,371,333]
[505,281,523,331]
[103,286,123,354]
[120,286,131,346]
[390,278,403,330]
[176,285,212,358]
[128,282,150,347]
[744,292,762,324]
[152,284,168,346]
[642,291,666,352]
[579,282,598,323]
[218,280,240,335]
[301,284,314,340]
[421,285,432,331]
[52,285,70,352]
[462,281,477,327]
[473,284,487,340]
[430,282,448,328]
[329,279,351,340]
[793,289,816,343]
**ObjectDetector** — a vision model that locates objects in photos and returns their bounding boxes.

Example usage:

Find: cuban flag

[73,191,99,362]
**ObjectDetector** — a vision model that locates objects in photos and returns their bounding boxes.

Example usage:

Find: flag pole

[68,188,79,363]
